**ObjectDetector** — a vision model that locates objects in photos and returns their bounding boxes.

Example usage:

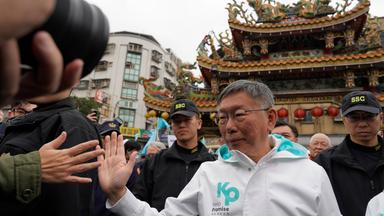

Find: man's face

[217,91,276,153]
[343,111,382,146]
[272,125,297,142]
[309,136,330,158]
[171,114,202,144]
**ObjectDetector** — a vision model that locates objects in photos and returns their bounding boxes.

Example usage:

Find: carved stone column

[259,39,269,55]
[325,32,335,49]
[344,71,355,88]
[211,74,219,95]
[368,70,381,87]
[242,39,252,56]
[345,29,355,47]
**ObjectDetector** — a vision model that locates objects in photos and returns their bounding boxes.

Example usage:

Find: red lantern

[277,107,289,118]
[311,106,323,118]
[327,105,339,118]
[294,108,305,119]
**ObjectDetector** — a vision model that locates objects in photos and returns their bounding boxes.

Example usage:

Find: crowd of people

[2,1,384,216]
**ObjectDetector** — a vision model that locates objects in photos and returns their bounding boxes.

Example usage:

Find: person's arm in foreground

[0,132,103,203]
[98,132,161,215]
[98,132,202,216]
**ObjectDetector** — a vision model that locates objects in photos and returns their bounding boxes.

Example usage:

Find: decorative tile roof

[143,92,217,112]
[197,48,384,72]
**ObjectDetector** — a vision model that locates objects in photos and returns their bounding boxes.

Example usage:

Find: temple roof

[228,0,370,33]
[198,48,384,73]
[143,93,217,113]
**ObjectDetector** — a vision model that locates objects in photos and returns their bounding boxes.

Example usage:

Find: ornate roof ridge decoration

[198,48,384,72]
[143,92,217,112]
[227,0,370,32]
[141,62,217,112]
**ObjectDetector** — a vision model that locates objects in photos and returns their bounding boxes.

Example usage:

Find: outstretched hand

[39,132,103,183]
[98,132,137,204]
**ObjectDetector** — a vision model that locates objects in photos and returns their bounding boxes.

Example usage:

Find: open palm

[98,132,137,202]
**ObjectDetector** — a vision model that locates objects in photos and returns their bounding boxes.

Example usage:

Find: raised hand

[39,131,104,183]
[98,132,137,204]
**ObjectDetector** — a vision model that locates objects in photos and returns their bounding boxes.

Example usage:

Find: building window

[76,80,89,90]
[164,61,176,76]
[151,50,163,63]
[119,108,135,128]
[95,60,112,72]
[121,81,138,100]
[124,52,141,82]
[163,77,176,91]
[128,43,142,53]
[91,79,110,89]
[150,65,160,79]
[104,43,116,55]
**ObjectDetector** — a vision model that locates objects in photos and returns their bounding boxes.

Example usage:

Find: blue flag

[134,133,140,142]
[139,129,157,157]
[200,136,207,145]
[157,117,170,130]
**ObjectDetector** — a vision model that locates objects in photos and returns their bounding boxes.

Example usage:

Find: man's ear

[196,116,202,130]
[267,108,277,132]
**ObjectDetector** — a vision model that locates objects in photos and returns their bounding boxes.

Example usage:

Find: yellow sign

[120,127,140,137]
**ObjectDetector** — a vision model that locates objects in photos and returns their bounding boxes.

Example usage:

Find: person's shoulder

[313,144,341,167]
[198,158,224,171]
[318,144,339,158]
[367,191,384,212]
[146,149,168,164]
[370,191,384,203]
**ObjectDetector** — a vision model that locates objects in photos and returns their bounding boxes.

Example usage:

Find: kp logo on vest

[216,182,239,206]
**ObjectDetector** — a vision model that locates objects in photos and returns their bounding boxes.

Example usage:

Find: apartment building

[72,31,182,129]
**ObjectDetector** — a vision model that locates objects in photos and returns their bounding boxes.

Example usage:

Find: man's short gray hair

[309,133,332,147]
[217,80,275,108]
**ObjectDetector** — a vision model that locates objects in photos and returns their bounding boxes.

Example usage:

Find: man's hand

[39,132,104,183]
[0,31,82,106]
[98,132,137,204]
[146,145,160,157]
[86,112,98,123]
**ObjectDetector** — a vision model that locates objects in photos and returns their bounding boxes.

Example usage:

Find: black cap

[170,99,199,119]
[123,139,141,152]
[341,91,382,116]
[98,120,121,136]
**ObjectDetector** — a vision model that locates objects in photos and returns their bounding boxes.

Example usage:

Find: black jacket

[315,135,384,216]
[0,98,100,216]
[132,141,216,211]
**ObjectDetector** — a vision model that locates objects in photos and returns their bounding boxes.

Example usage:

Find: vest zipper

[370,180,375,190]
[185,163,190,185]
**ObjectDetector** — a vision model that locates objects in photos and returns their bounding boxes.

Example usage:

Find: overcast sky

[86,0,384,65]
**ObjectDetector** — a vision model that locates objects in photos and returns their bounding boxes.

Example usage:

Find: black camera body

[18,0,110,78]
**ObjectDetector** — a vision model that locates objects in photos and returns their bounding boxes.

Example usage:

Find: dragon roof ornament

[227,0,368,24]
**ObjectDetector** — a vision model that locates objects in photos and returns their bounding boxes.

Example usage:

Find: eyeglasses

[215,108,270,125]
[12,108,32,115]
[345,113,379,123]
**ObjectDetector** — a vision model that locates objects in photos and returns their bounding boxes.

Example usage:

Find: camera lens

[18,0,110,78]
